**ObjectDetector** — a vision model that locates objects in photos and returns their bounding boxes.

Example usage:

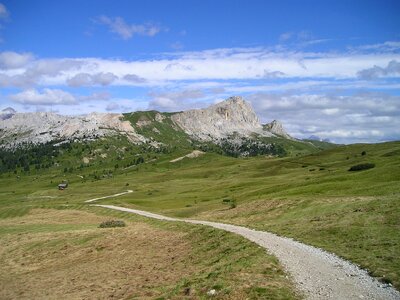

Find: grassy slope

[0,208,297,299]
[0,137,399,290]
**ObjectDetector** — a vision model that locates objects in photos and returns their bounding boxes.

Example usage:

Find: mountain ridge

[0,96,292,148]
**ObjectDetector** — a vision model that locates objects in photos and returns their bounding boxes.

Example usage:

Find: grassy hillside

[0,137,399,291]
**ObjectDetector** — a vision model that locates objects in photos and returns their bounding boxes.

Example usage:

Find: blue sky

[0,0,399,143]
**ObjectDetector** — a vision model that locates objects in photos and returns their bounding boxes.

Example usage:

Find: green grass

[0,207,298,299]
[0,140,399,290]
[87,206,299,299]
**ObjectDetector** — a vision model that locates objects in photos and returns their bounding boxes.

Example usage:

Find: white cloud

[279,32,293,42]
[91,72,118,85]
[1,47,400,88]
[349,41,400,53]
[247,92,400,143]
[0,57,85,87]
[0,3,8,19]
[0,51,33,69]
[105,102,120,111]
[123,74,146,83]
[148,89,207,111]
[66,72,118,87]
[357,60,400,79]
[67,73,92,87]
[9,89,77,105]
[96,16,161,40]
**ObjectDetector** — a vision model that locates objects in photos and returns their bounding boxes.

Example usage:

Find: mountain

[263,120,292,139]
[0,112,145,148]
[171,96,276,140]
[0,96,291,148]
[0,95,338,165]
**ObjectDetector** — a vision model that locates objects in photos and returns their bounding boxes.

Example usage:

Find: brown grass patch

[0,209,194,299]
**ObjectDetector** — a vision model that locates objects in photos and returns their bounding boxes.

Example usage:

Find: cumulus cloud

[0,57,85,87]
[0,51,33,69]
[67,73,92,87]
[123,74,146,83]
[91,72,118,85]
[96,16,161,40]
[9,89,77,105]
[247,92,400,143]
[67,72,117,87]
[357,60,400,79]
[148,89,205,111]
[105,102,120,111]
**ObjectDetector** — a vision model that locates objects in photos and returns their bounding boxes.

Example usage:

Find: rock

[0,112,146,148]
[207,289,216,296]
[155,113,165,122]
[0,96,292,149]
[263,120,292,139]
[171,96,274,141]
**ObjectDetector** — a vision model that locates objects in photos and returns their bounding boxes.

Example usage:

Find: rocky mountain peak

[0,96,293,148]
[171,96,272,140]
[263,120,292,139]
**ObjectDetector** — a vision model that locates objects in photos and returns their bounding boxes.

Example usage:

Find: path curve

[92,204,400,300]
[84,190,133,203]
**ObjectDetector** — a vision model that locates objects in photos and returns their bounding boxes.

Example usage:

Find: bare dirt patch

[170,150,205,163]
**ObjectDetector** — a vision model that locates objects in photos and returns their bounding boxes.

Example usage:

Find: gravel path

[84,190,133,203]
[93,204,400,300]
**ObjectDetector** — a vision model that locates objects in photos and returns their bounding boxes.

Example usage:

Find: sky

[0,0,399,144]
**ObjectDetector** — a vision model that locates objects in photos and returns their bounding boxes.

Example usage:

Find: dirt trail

[84,190,133,203]
[93,204,400,300]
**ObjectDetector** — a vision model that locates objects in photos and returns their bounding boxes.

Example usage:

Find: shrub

[99,220,126,228]
[229,199,237,209]
[348,163,375,172]
[361,151,367,156]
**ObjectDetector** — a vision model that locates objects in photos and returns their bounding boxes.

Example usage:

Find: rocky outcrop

[263,120,292,139]
[171,96,274,140]
[0,96,292,148]
[0,112,146,148]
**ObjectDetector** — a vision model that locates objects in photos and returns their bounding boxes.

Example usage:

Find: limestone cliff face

[0,112,145,147]
[0,96,292,148]
[171,96,274,140]
[263,120,292,139]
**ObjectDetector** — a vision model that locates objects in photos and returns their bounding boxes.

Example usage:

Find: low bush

[230,199,237,209]
[348,163,375,172]
[99,220,126,228]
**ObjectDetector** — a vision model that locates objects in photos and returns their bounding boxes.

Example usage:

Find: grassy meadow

[0,139,399,295]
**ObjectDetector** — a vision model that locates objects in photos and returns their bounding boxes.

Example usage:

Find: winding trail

[91,203,400,300]
[84,190,133,203]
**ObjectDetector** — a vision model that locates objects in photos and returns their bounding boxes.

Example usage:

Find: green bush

[99,220,126,228]
[348,163,375,172]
